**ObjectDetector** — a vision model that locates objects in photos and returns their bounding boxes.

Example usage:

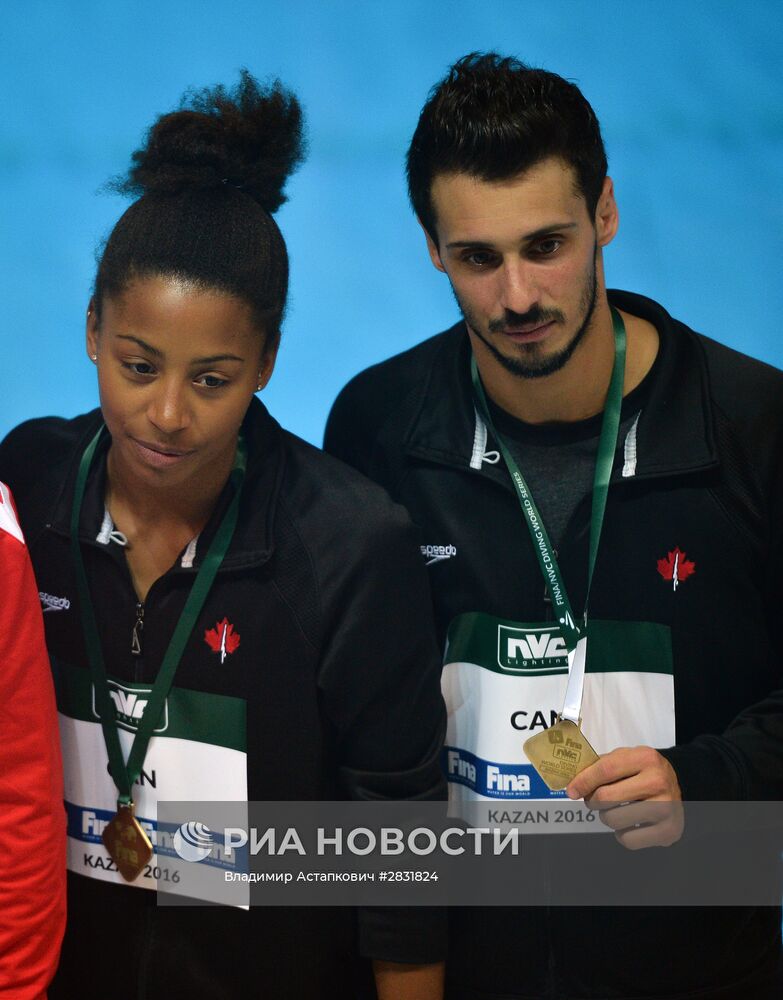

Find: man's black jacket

[325,290,783,999]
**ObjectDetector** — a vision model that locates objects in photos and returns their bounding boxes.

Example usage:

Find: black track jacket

[325,290,783,999]
[0,398,446,999]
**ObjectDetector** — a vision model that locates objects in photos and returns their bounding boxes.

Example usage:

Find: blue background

[2,0,782,444]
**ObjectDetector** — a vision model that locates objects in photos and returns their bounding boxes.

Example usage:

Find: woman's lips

[130,438,194,469]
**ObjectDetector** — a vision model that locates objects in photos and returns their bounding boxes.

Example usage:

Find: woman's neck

[105,443,234,536]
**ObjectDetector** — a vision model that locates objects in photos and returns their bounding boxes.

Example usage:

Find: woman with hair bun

[0,71,445,999]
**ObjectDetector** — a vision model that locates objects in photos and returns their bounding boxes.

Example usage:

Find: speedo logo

[421,544,457,566]
[497,625,568,674]
[40,591,70,613]
[91,680,169,734]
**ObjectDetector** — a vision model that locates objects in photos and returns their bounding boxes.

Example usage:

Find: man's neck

[471,302,659,425]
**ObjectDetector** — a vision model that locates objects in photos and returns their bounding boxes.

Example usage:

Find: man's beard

[455,251,598,380]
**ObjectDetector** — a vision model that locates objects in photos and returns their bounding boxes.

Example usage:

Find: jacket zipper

[131,602,144,657]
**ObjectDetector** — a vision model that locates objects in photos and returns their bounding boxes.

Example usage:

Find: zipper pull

[131,603,144,656]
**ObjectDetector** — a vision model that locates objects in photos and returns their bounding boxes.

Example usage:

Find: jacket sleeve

[660,421,783,801]
[0,483,66,997]
[316,503,447,963]
[659,699,783,801]
[660,686,783,804]
[317,508,445,800]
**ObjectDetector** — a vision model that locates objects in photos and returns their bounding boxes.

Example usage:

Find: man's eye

[533,238,562,256]
[462,250,497,267]
[195,374,228,389]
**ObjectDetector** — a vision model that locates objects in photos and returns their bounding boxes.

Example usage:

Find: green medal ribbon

[470,307,627,652]
[70,426,246,807]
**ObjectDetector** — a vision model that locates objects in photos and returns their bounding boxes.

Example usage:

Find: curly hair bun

[118,69,305,214]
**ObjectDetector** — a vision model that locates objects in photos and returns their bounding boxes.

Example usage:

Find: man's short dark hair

[407,52,608,241]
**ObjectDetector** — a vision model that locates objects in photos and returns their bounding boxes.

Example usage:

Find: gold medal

[102,802,153,882]
[523,717,599,791]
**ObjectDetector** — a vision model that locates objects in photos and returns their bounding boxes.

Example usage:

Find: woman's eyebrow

[116,334,163,357]
[115,335,245,365]
[191,353,246,365]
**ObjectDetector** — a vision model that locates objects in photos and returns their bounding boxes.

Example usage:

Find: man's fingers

[597,800,682,834]
[567,746,646,800]
[597,801,658,832]
[585,769,670,807]
[613,805,684,850]
[568,746,681,803]
[566,755,623,801]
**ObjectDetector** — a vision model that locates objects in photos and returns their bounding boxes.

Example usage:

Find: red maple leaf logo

[204,618,241,662]
[656,547,696,591]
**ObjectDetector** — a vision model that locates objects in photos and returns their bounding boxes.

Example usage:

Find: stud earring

[91,354,97,362]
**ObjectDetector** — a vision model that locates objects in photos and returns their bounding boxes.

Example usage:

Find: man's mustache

[488,307,564,333]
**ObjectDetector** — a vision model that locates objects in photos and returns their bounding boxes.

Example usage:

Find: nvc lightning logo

[173,822,215,863]
[497,624,568,673]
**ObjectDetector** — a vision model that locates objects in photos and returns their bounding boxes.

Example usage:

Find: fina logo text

[497,625,568,673]
[447,749,531,794]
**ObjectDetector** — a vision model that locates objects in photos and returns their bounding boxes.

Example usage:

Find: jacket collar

[48,397,285,571]
[402,289,718,482]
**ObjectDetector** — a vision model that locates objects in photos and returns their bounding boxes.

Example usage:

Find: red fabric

[0,484,65,998]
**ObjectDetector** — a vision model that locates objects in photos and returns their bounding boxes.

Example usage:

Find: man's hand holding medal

[567,745,684,849]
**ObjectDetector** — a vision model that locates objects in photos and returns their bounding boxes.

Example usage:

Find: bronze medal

[523,718,599,791]
[102,802,153,882]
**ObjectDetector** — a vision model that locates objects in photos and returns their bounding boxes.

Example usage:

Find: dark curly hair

[93,69,306,349]
[407,53,607,242]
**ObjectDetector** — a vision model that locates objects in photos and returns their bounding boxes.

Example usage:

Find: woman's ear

[86,297,99,362]
[256,336,279,392]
